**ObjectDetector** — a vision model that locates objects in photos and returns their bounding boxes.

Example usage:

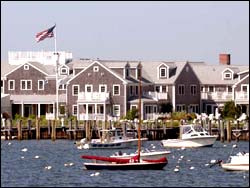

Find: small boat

[161,124,217,148]
[221,152,249,171]
[110,148,171,160]
[81,155,168,170]
[76,129,148,149]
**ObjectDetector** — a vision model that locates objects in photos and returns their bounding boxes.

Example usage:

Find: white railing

[1,87,3,94]
[201,92,232,100]
[46,113,55,120]
[79,113,104,120]
[143,91,168,100]
[78,92,110,102]
[235,91,249,101]
[144,113,170,120]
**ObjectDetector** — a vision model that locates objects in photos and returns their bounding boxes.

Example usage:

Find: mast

[137,62,142,163]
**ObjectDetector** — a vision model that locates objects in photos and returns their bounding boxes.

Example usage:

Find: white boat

[161,124,217,148]
[221,152,249,171]
[76,129,148,149]
[110,148,171,160]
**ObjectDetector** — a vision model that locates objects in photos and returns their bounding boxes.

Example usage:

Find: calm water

[1,139,249,187]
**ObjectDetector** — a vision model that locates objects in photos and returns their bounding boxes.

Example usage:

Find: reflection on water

[1,140,249,187]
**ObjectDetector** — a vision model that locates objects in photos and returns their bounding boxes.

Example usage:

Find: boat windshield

[193,126,204,132]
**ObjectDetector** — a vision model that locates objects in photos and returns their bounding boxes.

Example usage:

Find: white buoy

[233,144,237,148]
[95,172,100,176]
[45,166,52,170]
[64,163,69,167]
[210,159,216,164]
[47,166,52,170]
[21,156,24,159]
[190,166,195,170]
[172,155,175,159]
[152,146,156,149]
[176,165,180,168]
[34,156,40,159]
[180,156,184,159]
[205,164,209,166]
[223,145,227,147]
[174,168,179,172]
[181,147,185,150]
[69,163,74,166]
[21,148,28,152]
[187,159,191,162]
[90,173,95,176]
[8,142,12,145]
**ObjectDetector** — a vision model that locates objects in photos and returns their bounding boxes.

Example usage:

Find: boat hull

[84,161,168,170]
[221,163,249,171]
[110,151,171,160]
[161,136,217,148]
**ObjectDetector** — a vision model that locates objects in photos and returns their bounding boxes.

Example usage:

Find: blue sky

[1,1,249,65]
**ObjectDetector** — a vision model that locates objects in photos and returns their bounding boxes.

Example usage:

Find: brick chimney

[219,54,230,65]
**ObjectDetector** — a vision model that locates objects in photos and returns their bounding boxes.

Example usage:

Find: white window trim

[24,65,29,70]
[176,104,186,112]
[190,84,197,95]
[72,85,79,96]
[208,85,215,92]
[99,84,107,93]
[113,105,120,116]
[8,80,15,90]
[188,104,199,113]
[178,84,185,95]
[59,84,66,90]
[85,84,93,93]
[20,80,32,90]
[159,67,167,78]
[223,72,232,80]
[113,84,120,96]
[241,84,248,92]
[93,66,99,72]
[72,105,78,116]
[61,67,68,74]
[38,80,45,90]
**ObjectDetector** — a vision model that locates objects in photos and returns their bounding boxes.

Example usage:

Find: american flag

[35,25,55,42]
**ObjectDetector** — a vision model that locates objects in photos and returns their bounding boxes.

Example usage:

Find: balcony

[143,91,168,101]
[79,113,104,120]
[235,91,249,104]
[78,92,110,103]
[201,92,233,101]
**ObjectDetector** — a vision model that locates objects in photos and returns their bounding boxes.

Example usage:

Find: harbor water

[1,140,249,187]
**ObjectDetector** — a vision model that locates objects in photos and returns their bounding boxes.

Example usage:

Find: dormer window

[24,65,29,70]
[61,67,68,75]
[160,67,167,78]
[126,68,129,77]
[137,68,141,79]
[223,72,232,80]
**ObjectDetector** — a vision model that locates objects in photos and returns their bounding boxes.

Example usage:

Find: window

[200,86,204,92]
[99,84,107,92]
[160,67,167,78]
[223,73,232,80]
[93,66,99,72]
[20,80,32,90]
[190,85,197,95]
[72,85,79,96]
[130,86,133,96]
[242,85,248,92]
[135,86,138,96]
[113,105,120,116]
[176,105,186,112]
[155,86,160,92]
[209,86,214,92]
[178,85,185,95]
[85,84,93,92]
[126,68,129,77]
[228,86,232,92]
[24,65,29,70]
[72,105,78,116]
[38,80,44,90]
[162,86,167,93]
[8,80,15,90]
[131,105,137,110]
[61,68,67,75]
[59,84,66,90]
[113,85,120,96]
[189,105,199,113]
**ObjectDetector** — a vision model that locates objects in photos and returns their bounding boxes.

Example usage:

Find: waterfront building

[1,52,249,120]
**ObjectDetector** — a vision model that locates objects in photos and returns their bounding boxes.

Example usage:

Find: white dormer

[124,62,130,79]
[136,62,142,79]
[157,63,169,79]
[222,68,234,80]
[59,65,69,76]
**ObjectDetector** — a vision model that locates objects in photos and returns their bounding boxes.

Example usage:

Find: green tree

[222,100,241,119]
[125,109,138,120]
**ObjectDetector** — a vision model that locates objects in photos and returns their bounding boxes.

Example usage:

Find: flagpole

[54,24,59,121]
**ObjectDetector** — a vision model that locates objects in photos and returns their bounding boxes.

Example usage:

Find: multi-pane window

[113,105,120,116]
[59,84,66,90]
[20,80,32,90]
[189,105,199,113]
[223,73,232,80]
[135,86,138,96]
[155,86,160,92]
[85,85,93,92]
[160,67,167,78]
[72,105,78,116]
[8,80,15,90]
[176,105,186,112]
[38,80,44,90]
[209,86,214,92]
[178,85,185,95]
[190,85,197,95]
[99,84,107,92]
[228,86,232,92]
[72,85,79,96]
[113,85,120,96]
[162,86,167,93]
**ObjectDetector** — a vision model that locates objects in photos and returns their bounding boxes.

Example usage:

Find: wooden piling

[227,121,231,142]
[208,120,212,135]
[17,120,22,140]
[7,119,13,140]
[220,120,225,142]
[73,119,78,140]
[36,118,40,140]
[48,120,51,137]
[27,119,32,139]
[51,120,56,141]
